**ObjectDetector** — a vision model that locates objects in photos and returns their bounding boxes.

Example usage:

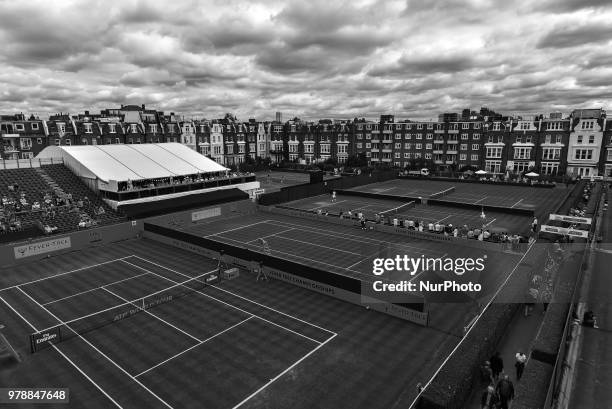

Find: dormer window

[150,124,157,133]
[84,123,92,133]
[131,124,138,133]
[109,124,116,133]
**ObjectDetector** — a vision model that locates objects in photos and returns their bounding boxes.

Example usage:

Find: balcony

[371,139,380,143]
[382,129,392,134]
[381,158,392,162]
[433,150,443,154]
[434,160,444,164]
[3,145,19,153]
[434,130,445,134]
[448,130,459,134]
[1,133,20,138]
[382,148,392,153]
[447,139,458,144]
[371,148,379,152]
[446,160,456,164]
[382,139,392,143]
[446,150,458,154]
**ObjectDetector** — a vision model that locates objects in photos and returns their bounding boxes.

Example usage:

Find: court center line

[15,287,175,409]
[101,287,202,343]
[258,235,363,256]
[135,316,254,378]
[0,294,124,409]
[42,272,150,306]
[128,255,337,336]
[120,258,326,345]
[232,333,338,409]
[204,220,268,238]
[0,256,132,292]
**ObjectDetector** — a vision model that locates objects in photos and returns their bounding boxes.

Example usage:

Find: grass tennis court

[283,194,533,235]
[254,170,339,193]
[348,178,570,218]
[0,238,475,409]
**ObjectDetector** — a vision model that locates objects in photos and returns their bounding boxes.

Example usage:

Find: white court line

[511,198,524,208]
[473,196,488,204]
[246,228,294,244]
[204,221,267,238]
[232,333,338,409]
[308,200,347,210]
[434,215,452,224]
[345,250,380,270]
[375,187,396,192]
[0,294,123,409]
[408,239,538,409]
[15,287,175,409]
[408,253,448,283]
[129,255,337,336]
[135,316,254,378]
[121,258,325,345]
[260,235,363,256]
[0,256,132,292]
[42,272,150,306]
[483,218,497,228]
[101,287,202,343]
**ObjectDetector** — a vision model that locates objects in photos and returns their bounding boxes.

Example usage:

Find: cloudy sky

[1,0,611,121]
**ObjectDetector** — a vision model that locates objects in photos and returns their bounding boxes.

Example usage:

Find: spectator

[515,352,527,380]
[490,352,504,381]
[480,385,498,409]
[496,375,515,409]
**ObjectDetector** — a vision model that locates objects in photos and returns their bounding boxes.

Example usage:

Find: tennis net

[379,201,416,217]
[429,186,455,199]
[29,269,220,353]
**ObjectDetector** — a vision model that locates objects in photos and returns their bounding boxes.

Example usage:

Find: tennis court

[348,179,569,218]
[255,170,338,193]
[0,254,336,409]
[282,194,532,234]
[0,238,480,409]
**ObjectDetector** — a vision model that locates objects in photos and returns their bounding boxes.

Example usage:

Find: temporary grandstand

[36,143,260,215]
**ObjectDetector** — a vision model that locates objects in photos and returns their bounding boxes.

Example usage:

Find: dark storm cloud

[537,23,612,48]
[0,0,611,119]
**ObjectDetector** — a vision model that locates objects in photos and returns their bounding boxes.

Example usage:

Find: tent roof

[36,143,228,183]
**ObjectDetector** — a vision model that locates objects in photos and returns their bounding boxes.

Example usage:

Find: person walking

[490,351,504,381]
[481,384,498,409]
[496,375,515,409]
[515,351,527,381]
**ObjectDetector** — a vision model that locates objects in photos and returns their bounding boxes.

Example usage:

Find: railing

[0,157,64,169]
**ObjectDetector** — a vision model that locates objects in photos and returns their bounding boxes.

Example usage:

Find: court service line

[101,287,202,343]
[262,235,363,256]
[510,198,524,208]
[308,200,347,210]
[232,333,338,409]
[0,294,124,409]
[0,256,132,292]
[246,228,295,244]
[434,215,452,224]
[42,272,150,306]
[473,196,488,204]
[128,255,337,336]
[120,259,325,345]
[15,287,175,409]
[204,221,268,238]
[135,316,254,378]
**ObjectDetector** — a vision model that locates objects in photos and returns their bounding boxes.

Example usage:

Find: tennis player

[331,190,337,203]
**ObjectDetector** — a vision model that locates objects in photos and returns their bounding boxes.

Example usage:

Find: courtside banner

[14,237,71,259]
[540,225,589,238]
[191,207,221,222]
[30,327,61,353]
[548,214,592,225]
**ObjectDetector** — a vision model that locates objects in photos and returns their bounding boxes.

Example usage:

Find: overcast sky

[1,0,611,121]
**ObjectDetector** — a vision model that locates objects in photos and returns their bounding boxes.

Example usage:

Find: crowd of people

[479,351,525,409]
[1,184,107,236]
[118,171,254,192]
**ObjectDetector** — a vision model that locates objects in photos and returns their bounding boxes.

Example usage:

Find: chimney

[85,110,89,116]
[142,104,145,110]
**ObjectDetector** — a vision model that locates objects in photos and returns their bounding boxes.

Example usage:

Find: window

[485,160,502,173]
[19,138,32,150]
[492,123,500,131]
[84,123,92,133]
[462,123,469,129]
[472,144,480,150]
[366,134,371,140]
[357,124,363,130]
[514,147,532,159]
[81,138,88,145]
[115,138,120,144]
[405,133,412,139]
[461,133,468,140]
[514,162,530,173]
[473,133,480,140]
[471,154,479,161]
[131,124,138,133]
[427,123,433,130]
[58,123,66,134]
[395,152,401,159]
[541,162,559,175]
[32,123,39,130]
[357,134,363,139]
[405,143,411,149]
[556,135,562,143]
[486,147,502,158]
[542,148,561,160]
[460,144,467,151]
[414,152,422,159]
[92,138,97,145]
[395,133,401,139]
[150,124,157,133]
[519,122,531,130]
[109,124,116,133]
[460,154,467,160]
[581,121,594,130]
[416,143,422,150]
[426,143,432,150]
[426,133,433,139]
[136,138,141,144]
[404,153,410,158]
[395,143,401,149]
[395,124,402,130]
[15,124,24,131]
[366,143,371,149]
[416,133,422,139]
[589,135,595,144]
[357,143,363,149]
[37,138,42,144]
[425,153,432,159]
[574,149,593,160]
[417,124,423,130]
[21,152,34,159]
[474,123,481,129]
[65,139,71,146]
[451,124,458,130]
